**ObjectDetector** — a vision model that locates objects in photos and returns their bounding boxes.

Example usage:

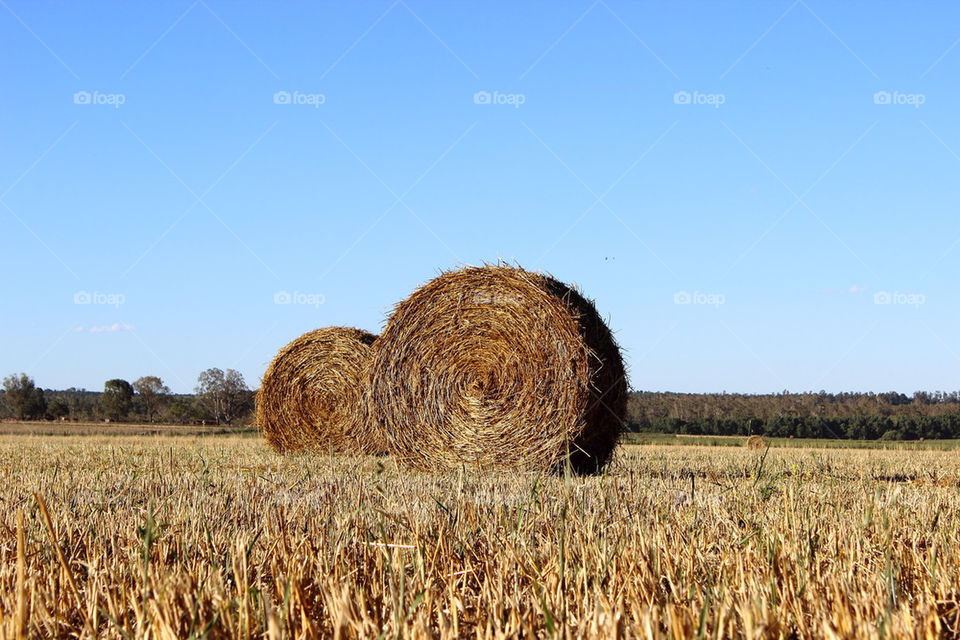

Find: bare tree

[133,376,171,423]
[195,368,248,424]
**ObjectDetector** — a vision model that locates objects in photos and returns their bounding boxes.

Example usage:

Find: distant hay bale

[368,265,627,473]
[257,327,378,454]
[746,434,767,450]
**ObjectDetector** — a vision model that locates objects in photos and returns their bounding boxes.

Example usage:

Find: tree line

[6,377,960,440]
[626,390,960,441]
[0,370,254,425]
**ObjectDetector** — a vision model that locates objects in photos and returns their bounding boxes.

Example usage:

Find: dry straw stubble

[257,327,378,454]
[369,265,627,473]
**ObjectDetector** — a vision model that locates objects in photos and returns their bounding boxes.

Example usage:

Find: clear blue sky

[2,1,959,395]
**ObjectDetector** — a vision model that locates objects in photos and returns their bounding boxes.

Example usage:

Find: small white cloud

[89,323,134,333]
[71,326,85,333]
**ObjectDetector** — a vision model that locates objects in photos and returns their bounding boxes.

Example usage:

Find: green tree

[166,397,201,424]
[2,373,47,420]
[65,389,96,421]
[101,379,134,422]
[195,368,248,424]
[48,399,69,420]
[133,376,171,423]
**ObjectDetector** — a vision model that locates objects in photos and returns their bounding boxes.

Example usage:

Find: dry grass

[369,265,627,473]
[0,421,256,437]
[256,327,378,454]
[2,436,960,638]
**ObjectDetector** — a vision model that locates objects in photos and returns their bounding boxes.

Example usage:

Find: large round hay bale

[369,265,627,473]
[257,327,378,454]
[746,434,766,450]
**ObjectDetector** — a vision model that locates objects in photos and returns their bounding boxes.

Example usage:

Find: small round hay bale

[369,265,627,473]
[257,327,377,454]
[746,434,767,450]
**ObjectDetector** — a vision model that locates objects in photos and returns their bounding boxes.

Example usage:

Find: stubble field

[1,435,959,639]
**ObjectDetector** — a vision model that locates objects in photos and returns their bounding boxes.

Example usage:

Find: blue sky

[2,1,959,394]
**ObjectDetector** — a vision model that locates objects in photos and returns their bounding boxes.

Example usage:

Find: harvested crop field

[2,435,960,639]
